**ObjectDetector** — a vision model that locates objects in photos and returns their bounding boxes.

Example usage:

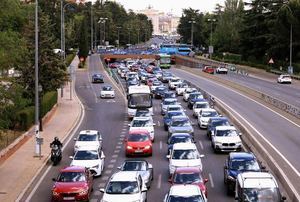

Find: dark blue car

[163,111,185,130]
[153,86,167,99]
[92,73,104,83]
[167,133,194,154]
[207,117,230,139]
[224,152,264,195]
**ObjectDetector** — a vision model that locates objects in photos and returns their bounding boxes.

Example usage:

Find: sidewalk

[0,56,82,202]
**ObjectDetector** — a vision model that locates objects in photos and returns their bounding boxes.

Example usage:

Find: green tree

[78,16,89,60]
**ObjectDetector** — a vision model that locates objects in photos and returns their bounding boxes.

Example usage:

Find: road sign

[268,58,274,64]
[36,137,44,145]
[209,46,214,54]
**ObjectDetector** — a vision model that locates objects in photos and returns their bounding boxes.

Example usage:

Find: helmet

[54,137,59,141]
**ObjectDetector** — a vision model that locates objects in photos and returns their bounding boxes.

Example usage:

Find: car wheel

[227,185,232,196]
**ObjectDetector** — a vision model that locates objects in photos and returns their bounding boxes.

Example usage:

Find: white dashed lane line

[157,174,162,189]
[110,159,117,163]
[107,164,114,168]
[209,173,214,188]
[112,154,118,158]
[198,140,204,150]
[116,145,122,149]
[159,141,163,150]
[114,150,120,153]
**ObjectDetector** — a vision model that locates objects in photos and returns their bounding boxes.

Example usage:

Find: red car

[202,66,215,74]
[146,65,154,73]
[51,166,93,202]
[146,78,157,87]
[125,130,152,157]
[169,167,208,197]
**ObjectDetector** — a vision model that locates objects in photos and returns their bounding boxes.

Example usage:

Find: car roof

[170,133,192,137]
[171,115,189,121]
[129,129,150,135]
[237,172,278,188]
[229,152,255,160]
[61,166,86,172]
[169,184,201,196]
[110,171,140,182]
[201,108,216,112]
[164,98,177,101]
[210,117,228,121]
[132,116,152,121]
[194,101,208,104]
[173,143,197,150]
[175,167,202,173]
[215,126,236,130]
[79,130,98,135]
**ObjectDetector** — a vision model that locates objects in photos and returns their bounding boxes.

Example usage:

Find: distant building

[137,6,179,35]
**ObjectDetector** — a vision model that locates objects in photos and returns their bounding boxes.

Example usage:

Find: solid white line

[159,141,163,150]
[22,76,86,202]
[157,121,161,126]
[198,140,204,150]
[208,173,214,188]
[157,174,162,189]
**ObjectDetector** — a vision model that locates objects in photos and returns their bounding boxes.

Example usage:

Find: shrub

[41,91,57,117]
[16,106,35,130]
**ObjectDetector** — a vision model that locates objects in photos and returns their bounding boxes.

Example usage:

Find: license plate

[135,150,143,153]
[63,197,75,200]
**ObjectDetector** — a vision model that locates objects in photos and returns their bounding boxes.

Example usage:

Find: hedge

[17,91,57,130]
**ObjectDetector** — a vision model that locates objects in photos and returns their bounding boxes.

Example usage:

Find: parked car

[211,126,242,153]
[118,160,153,188]
[70,148,105,176]
[202,66,214,74]
[51,166,93,202]
[277,74,292,84]
[92,73,104,83]
[224,152,264,194]
[100,85,115,98]
[216,66,228,74]
[164,184,207,202]
[166,143,204,176]
[100,171,147,202]
[125,130,153,156]
[73,130,102,153]
[169,167,208,197]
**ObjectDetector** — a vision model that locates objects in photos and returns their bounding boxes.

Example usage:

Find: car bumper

[52,193,89,202]
[214,144,242,152]
[126,148,152,156]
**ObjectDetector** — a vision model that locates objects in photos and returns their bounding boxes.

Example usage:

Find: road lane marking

[122,128,127,131]
[209,173,214,188]
[110,159,117,163]
[157,174,162,189]
[101,176,109,181]
[112,154,118,158]
[117,141,123,145]
[93,190,101,196]
[121,131,126,134]
[198,140,204,150]
[116,145,122,149]
[114,149,120,153]
[105,170,112,174]
[157,121,160,126]
[107,164,114,168]
[98,182,106,188]
[160,141,163,150]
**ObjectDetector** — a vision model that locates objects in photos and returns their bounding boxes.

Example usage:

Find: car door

[86,169,93,193]
[224,157,229,182]
[138,175,147,201]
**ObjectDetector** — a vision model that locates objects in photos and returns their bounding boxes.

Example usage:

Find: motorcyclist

[50,137,63,148]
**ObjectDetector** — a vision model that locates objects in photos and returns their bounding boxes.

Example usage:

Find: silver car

[161,98,179,115]
[168,116,194,138]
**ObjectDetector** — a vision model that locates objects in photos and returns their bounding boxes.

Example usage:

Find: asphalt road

[24,55,236,202]
[216,71,300,108]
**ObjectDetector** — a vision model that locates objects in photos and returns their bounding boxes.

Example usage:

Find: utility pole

[117,26,121,48]
[90,3,93,51]
[188,19,196,47]
[289,24,293,74]
[98,18,108,45]
[207,18,216,59]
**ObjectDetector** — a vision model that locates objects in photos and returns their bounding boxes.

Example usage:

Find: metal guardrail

[270,69,300,80]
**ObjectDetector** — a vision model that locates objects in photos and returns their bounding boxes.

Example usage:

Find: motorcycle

[50,145,62,166]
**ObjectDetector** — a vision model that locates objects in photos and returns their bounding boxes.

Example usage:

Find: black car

[162,91,176,100]
[207,117,230,139]
[92,74,104,83]
[135,108,152,117]
[153,86,168,99]
[224,152,264,195]
[118,159,153,188]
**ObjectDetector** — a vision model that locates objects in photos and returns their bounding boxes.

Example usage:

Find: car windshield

[157,87,167,91]
[103,86,112,91]
[153,82,161,86]
[186,88,196,93]
[132,119,152,127]
[169,136,192,144]
[135,110,151,117]
[94,74,102,78]
[57,172,86,182]
[74,150,99,160]
[165,93,176,98]
[282,76,291,79]
[168,195,204,202]
[172,149,200,160]
[127,134,150,142]
[216,129,238,137]
[230,159,260,171]
[195,103,209,108]
[106,181,139,194]
[78,134,97,141]
[171,119,190,127]
[211,120,230,127]
[163,73,172,77]
[168,111,184,118]
[174,172,203,184]
[122,161,147,171]
[201,111,218,117]
[164,100,177,105]
[128,94,152,108]
[242,188,281,202]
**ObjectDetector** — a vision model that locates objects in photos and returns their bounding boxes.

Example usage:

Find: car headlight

[145,145,151,149]
[78,189,88,196]
[214,141,222,145]
[127,146,133,149]
[92,164,99,169]
[227,175,235,181]
[52,190,59,196]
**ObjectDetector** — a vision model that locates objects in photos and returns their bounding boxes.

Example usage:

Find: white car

[129,116,156,141]
[277,74,292,84]
[192,101,210,117]
[183,88,198,101]
[166,104,185,113]
[166,143,204,176]
[126,72,139,81]
[216,66,228,74]
[168,77,183,90]
[100,171,147,202]
[164,184,207,202]
[197,108,219,129]
[150,80,163,92]
[175,83,189,95]
[73,130,102,153]
[70,148,105,176]
[100,85,115,98]
[211,126,242,153]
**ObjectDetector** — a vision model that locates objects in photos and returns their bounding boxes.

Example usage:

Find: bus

[127,85,153,118]
[159,44,192,56]
[156,54,171,69]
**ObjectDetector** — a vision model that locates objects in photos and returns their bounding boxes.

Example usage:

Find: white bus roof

[128,85,151,95]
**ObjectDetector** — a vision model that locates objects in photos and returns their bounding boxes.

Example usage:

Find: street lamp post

[207,18,216,59]
[188,19,196,47]
[116,26,121,48]
[91,4,93,51]
[62,2,73,60]
[98,18,108,45]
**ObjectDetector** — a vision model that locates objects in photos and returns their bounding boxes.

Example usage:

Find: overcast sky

[91,0,225,16]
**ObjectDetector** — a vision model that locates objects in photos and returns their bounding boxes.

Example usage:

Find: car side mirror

[224,165,228,169]
[199,154,205,158]
[128,124,131,127]
[142,187,147,192]
[261,165,266,170]
[73,138,77,141]
[117,166,121,170]
[153,123,156,126]
[69,156,74,159]
[148,164,153,169]
[166,155,170,159]
[100,188,105,193]
[52,178,57,182]
[101,154,105,159]
[204,178,208,183]
[239,133,242,136]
